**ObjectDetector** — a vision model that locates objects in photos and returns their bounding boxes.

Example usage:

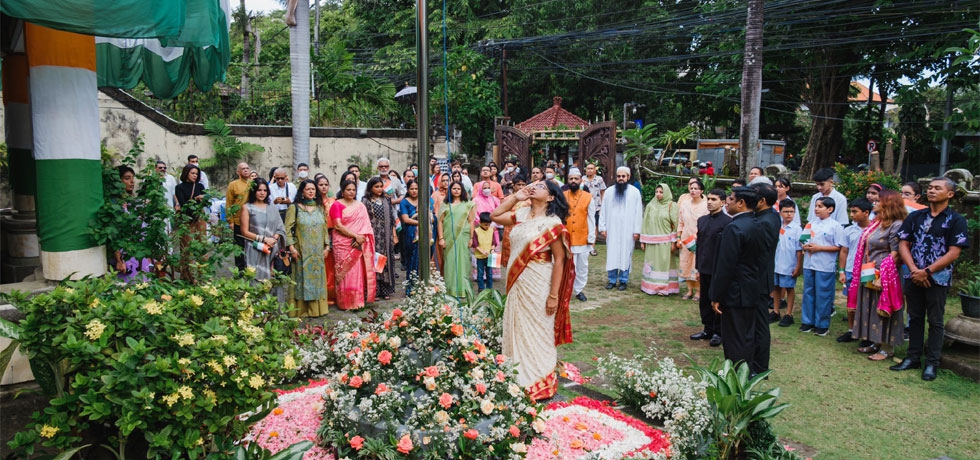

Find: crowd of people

[126,155,969,388]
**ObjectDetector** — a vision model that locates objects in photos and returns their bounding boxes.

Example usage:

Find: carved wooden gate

[578,121,617,186]
[494,125,531,171]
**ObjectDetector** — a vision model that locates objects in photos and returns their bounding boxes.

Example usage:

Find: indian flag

[682,235,697,252]
[860,262,877,283]
[799,223,813,243]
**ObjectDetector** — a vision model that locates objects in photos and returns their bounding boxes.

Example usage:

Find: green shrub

[2,273,300,459]
[831,163,903,202]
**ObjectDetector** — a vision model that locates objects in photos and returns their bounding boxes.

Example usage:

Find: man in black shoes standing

[691,189,730,347]
[710,187,766,374]
[891,178,969,381]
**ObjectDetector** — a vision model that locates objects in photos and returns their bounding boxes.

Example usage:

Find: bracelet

[548,294,558,299]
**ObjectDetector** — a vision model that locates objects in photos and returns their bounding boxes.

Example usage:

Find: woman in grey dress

[239,178,286,281]
[851,190,907,361]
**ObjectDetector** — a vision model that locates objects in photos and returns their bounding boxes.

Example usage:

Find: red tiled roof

[515,97,589,132]
[849,81,894,103]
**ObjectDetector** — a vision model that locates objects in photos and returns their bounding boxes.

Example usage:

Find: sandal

[682,293,693,300]
[692,294,700,301]
[868,350,891,361]
[857,344,880,354]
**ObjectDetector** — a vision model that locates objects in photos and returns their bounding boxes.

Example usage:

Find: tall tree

[739,0,763,176]
[287,0,311,168]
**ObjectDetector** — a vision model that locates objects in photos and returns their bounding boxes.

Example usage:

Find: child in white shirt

[800,197,847,336]
[773,199,803,327]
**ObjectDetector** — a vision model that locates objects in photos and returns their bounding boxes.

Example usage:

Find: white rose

[362,371,371,383]
[511,442,527,453]
[434,410,450,425]
[532,419,546,433]
[471,368,484,380]
[388,337,401,349]
[508,384,521,397]
[480,399,494,415]
[424,376,436,391]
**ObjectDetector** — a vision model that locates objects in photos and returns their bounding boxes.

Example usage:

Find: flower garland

[247,381,333,459]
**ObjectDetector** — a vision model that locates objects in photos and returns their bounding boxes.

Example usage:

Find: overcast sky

[245,0,285,13]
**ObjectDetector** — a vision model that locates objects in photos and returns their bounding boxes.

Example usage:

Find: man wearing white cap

[564,168,596,301]
[599,166,644,290]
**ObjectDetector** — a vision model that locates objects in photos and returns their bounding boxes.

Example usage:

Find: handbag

[273,246,292,275]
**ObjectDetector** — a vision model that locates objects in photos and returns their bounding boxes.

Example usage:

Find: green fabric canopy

[2,0,230,99]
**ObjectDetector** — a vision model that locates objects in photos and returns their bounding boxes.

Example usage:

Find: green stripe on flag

[8,148,36,195]
[1,0,186,40]
[35,159,103,252]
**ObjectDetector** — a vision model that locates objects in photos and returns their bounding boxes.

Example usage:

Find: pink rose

[496,371,506,382]
[463,429,479,440]
[438,392,453,408]
[495,354,507,364]
[350,436,364,450]
[349,376,363,388]
[463,351,478,363]
[396,434,413,454]
[391,308,404,320]
[509,425,520,437]
[378,350,393,365]
[451,324,465,336]
[475,383,487,395]
[424,366,440,377]
[375,383,389,395]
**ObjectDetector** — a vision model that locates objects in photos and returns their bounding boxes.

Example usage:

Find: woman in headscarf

[639,183,679,296]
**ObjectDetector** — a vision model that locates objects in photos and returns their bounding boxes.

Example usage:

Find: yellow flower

[136,282,149,290]
[84,319,106,340]
[89,298,100,308]
[143,300,163,315]
[283,355,296,370]
[39,425,59,438]
[211,335,229,345]
[194,438,204,446]
[63,288,75,295]
[248,374,265,389]
[160,294,173,301]
[178,386,193,400]
[171,333,195,347]
[162,393,179,407]
[178,358,191,367]
[177,289,186,295]
[207,360,225,376]
[245,266,256,275]
[189,295,204,307]
[223,356,237,367]
[203,389,217,403]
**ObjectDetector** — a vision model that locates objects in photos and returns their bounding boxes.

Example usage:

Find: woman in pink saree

[330,180,377,310]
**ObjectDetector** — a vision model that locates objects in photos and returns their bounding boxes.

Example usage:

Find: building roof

[849,81,894,104]
[515,97,589,132]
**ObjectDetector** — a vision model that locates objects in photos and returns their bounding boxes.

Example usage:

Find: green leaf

[0,317,21,339]
[268,441,314,460]
[50,444,91,460]
[0,339,20,383]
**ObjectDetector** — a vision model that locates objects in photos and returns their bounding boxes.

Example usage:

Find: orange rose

[396,434,413,454]
[350,435,364,450]
[463,429,479,440]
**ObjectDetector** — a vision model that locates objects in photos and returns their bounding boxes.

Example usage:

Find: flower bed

[248,380,333,459]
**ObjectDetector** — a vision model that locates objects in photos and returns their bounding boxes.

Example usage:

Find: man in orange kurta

[563,168,596,301]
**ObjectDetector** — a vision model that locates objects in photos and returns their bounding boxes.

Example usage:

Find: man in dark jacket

[751,182,780,375]
[710,187,766,375]
[691,189,731,347]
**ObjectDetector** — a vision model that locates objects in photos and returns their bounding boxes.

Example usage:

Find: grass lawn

[558,245,980,460]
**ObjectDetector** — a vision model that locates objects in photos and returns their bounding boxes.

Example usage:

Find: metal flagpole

[416,0,431,284]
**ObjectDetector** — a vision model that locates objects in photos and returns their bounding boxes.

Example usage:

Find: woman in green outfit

[285,179,331,317]
[639,183,679,296]
[438,181,476,298]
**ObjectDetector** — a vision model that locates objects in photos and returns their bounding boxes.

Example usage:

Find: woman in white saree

[492,180,574,401]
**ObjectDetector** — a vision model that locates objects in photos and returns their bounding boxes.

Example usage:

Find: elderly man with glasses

[156,160,178,208]
[269,167,297,221]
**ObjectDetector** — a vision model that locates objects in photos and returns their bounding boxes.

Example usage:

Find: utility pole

[416,0,431,283]
[502,48,509,117]
[739,0,763,177]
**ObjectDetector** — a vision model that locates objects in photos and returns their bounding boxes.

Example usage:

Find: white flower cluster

[596,348,713,460]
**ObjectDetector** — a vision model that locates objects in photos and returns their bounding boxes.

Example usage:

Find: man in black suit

[691,189,731,347]
[710,187,765,374]
[751,182,780,375]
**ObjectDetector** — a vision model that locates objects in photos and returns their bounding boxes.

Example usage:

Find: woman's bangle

[548,294,558,299]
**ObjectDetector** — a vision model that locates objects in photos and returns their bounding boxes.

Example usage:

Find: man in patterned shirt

[582,163,606,255]
[891,177,969,381]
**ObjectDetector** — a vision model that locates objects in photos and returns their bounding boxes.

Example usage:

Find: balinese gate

[494,125,531,172]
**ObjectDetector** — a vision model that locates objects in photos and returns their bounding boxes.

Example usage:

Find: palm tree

[286,0,311,170]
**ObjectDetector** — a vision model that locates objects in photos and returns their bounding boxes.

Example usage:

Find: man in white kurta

[564,168,597,301]
[599,167,644,290]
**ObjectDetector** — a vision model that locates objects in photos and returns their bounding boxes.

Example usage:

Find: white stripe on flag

[30,66,100,161]
[95,37,186,62]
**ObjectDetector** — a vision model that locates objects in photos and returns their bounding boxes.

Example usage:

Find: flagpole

[415,0,431,284]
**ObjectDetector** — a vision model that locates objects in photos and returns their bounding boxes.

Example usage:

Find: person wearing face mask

[474,165,504,200]
[500,159,521,195]
[473,180,501,227]
[295,163,310,183]
[544,165,564,186]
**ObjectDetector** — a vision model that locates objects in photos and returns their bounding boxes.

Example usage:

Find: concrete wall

[1,88,455,197]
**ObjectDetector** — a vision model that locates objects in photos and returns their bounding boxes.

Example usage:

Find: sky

[245,0,286,14]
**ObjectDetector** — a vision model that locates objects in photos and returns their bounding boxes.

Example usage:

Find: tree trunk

[240,0,250,102]
[739,0,764,177]
[289,0,311,169]
[799,68,852,179]
[896,135,907,178]
[883,139,895,175]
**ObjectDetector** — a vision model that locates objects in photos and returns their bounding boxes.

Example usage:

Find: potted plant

[959,279,980,319]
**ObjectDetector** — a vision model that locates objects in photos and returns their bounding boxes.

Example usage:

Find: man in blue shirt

[891,177,970,381]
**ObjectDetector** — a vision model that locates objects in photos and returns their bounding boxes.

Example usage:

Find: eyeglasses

[378,164,390,169]
[275,176,287,180]
[530,183,548,190]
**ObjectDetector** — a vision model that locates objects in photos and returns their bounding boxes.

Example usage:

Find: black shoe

[709,335,723,347]
[778,315,794,327]
[576,292,587,302]
[779,299,787,310]
[890,358,920,371]
[857,339,874,348]
[812,327,830,336]
[605,282,616,290]
[799,324,814,333]
[903,327,909,341]
[921,365,938,381]
[836,331,856,343]
[618,283,627,291]
[690,331,710,341]
[769,311,781,323]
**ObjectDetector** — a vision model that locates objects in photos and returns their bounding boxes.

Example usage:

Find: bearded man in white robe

[598,166,644,290]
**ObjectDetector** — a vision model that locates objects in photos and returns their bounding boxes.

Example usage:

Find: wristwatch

[924,267,932,276]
